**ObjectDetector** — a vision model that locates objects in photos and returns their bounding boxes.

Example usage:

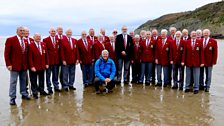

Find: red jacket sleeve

[213,39,218,65]
[28,45,34,68]
[4,38,12,66]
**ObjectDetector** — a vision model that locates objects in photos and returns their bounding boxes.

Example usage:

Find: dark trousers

[29,70,45,95]
[62,64,76,89]
[199,67,205,87]
[46,65,59,91]
[94,77,115,91]
[131,63,140,82]
[117,58,130,82]
[172,64,184,87]
[151,63,156,83]
[80,64,93,85]
[139,62,153,83]
[168,64,172,85]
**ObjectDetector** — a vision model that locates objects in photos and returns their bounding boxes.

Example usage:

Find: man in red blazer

[4,26,30,105]
[60,29,79,91]
[131,34,141,84]
[93,34,106,60]
[77,31,94,87]
[104,35,116,63]
[139,31,156,85]
[200,29,218,92]
[100,28,109,42]
[43,28,61,94]
[24,27,34,44]
[140,30,146,42]
[29,33,49,99]
[170,31,185,89]
[87,28,98,45]
[155,29,172,87]
[151,29,161,85]
[182,31,204,94]
[168,27,177,41]
[181,29,191,41]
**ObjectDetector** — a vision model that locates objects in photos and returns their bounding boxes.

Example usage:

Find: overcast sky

[0,0,220,36]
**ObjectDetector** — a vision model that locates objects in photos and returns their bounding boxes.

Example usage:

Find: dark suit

[115,34,133,82]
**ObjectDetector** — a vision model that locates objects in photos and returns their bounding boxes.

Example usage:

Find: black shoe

[163,83,167,87]
[184,89,190,93]
[22,95,31,100]
[10,99,16,105]
[124,81,129,84]
[116,81,121,84]
[55,88,62,92]
[40,91,49,96]
[156,83,162,87]
[193,90,199,94]
[205,88,209,92]
[108,90,113,93]
[33,94,38,99]
[145,82,150,86]
[48,90,53,94]
[64,88,69,92]
[171,86,178,89]
[138,82,143,84]
[179,87,183,90]
[69,86,76,90]
[131,80,137,83]
[96,90,101,94]
[199,86,204,90]
[151,81,156,85]
[84,84,89,88]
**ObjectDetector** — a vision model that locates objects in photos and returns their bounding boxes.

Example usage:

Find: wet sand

[0,38,224,126]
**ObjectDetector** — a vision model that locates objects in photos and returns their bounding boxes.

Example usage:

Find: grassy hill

[135,1,224,38]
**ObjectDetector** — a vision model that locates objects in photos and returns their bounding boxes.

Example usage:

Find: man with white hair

[170,31,185,89]
[168,27,177,40]
[129,31,135,38]
[43,27,61,94]
[24,27,34,44]
[131,34,141,84]
[155,29,172,87]
[181,29,190,41]
[182,31,204,94]
[115,26,134,84]
[112,29,118,37]
[94,50,116,94]
[139,31,156,85]
[4,26,30,105]
[196,29,203,40]
[60,29,79,91]
[100,28,109,42]
[140,30,146,42]
[77,31,95,87]
[29,33,49,98]
[87,28,98,45]
[105,35,116,62]
[200,29,218,92]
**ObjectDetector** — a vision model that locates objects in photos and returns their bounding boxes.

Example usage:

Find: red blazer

[4,36,29,71]
[182,39,204,67]
[87,35,98,45]
[170,39,185,65]
[60,37,79,65]
[93,40,105,60]
[43,36,60,65]
[29,42,49,71]
[104,41,116,62]
[139,39,155,63]
[77,38,94,64]
[167,35,176,41]
[203,38,218,66]
[155,38,172,66]
[131,41,141,63]
[103,36,110,43]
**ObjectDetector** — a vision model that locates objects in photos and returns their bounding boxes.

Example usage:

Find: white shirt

[146,39,151,46]
[17,35,23,46]
[203,37,210,46]
[162,38,167,46]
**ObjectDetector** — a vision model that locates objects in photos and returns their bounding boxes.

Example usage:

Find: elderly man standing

[77,31,94,87]
[139,31,156,85]
[87,28,98,45]
[60,29,79,91]
[170,31,185,89]
[4,26,30,105]
[29,33,49,99]
[155,29,172,87]
[182,31,204,94]
[200,29,218,92]
[94,50,116,94]
[115,26,133,84]
[43,28,61,94]
[100,28,110,42]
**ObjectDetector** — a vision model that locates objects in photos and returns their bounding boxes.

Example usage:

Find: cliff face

[135,1,224,38]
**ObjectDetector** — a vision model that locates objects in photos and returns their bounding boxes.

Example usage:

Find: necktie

[21,39,25,52]
[147,39,149,46]
[176,40,179,48]
[162,39,165,47]
[52,37,56,48]
[84,39,88,50]
[185,37,187,40]
[69,37,73,49]
[123,34,126,49]
[192,40,195,50]
[37,43,42,55]
[204,38,207,48]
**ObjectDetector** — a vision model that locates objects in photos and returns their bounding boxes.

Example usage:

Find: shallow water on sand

[0,38,223,126]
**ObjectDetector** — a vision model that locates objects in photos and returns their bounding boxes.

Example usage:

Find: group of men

[4,25,218,105]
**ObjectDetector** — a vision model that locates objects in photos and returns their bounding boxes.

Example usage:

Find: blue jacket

[94,56,116,81]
